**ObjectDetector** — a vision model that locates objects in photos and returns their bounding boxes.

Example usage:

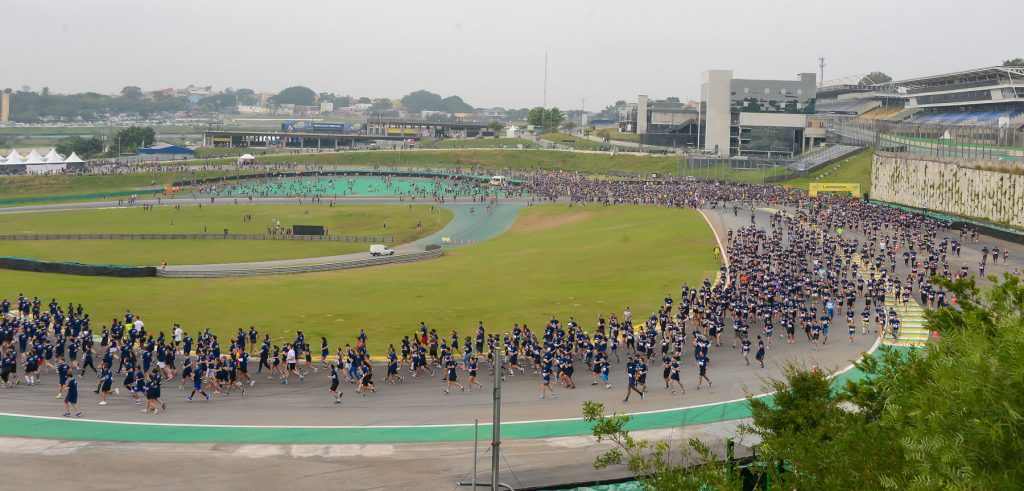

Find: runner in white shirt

[283,345,303,384]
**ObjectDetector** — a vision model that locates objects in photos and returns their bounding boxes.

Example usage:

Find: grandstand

[906,109,1024,128]
[786,144,861,173]
[883,66,1024,129]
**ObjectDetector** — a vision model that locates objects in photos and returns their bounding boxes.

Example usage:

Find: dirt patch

[514,210,593,233]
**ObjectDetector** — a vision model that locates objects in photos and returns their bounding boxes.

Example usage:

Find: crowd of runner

[1,172,1019,417]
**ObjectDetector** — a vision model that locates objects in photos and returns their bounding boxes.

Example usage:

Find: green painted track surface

[0,346,883,444]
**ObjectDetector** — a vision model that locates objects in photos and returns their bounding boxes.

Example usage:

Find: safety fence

[156,248,442,278]
[0,233,393,243]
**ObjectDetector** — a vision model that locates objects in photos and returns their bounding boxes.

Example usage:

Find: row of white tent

[1,148,84,174]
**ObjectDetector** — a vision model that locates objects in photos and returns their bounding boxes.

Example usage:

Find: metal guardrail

[155,248,442,278]
[0,233,393,243]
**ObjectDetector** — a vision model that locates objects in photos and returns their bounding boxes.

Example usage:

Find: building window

[797,88,803,95]
[781,88,787,96]
[764,88,770,94]
[744,87,750,94]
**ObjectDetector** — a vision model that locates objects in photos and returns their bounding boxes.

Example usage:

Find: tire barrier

[0,233,393,243]
[0,257,155,277]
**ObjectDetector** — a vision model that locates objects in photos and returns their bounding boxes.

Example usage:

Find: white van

[370,244,395,256]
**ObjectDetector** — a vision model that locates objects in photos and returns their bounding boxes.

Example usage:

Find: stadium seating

[857,107,904,121]
[906,110,1024,127]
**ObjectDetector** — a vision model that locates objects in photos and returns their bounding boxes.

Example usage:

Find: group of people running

[2,170,1017,419]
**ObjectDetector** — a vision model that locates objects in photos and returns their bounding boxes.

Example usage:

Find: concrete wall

[637,95,649,135]
[701,70,732,156]
[872,152,1024,227]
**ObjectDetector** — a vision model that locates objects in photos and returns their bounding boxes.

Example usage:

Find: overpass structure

[365,116,492,138]
[201,129,411,150]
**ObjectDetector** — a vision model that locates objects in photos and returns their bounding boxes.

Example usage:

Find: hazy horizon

[5,0,1023,110]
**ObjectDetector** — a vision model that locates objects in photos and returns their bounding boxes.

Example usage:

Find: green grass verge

[0,171,240,201]
[0,204,450,265]
[540,132,605,150]
[431,138,538,149]
[0,205,720,354]
[780,148,874,194]
[194,149,681,175]
[594,128,640,142]
[677,162,793,184]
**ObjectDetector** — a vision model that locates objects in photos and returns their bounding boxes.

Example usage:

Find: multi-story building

[618,96,699,147]
[700,70,822,157]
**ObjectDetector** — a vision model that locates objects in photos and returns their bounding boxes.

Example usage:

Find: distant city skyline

[6,0,1022,110]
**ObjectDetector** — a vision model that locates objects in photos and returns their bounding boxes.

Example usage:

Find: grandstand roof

[884,66,1024,90]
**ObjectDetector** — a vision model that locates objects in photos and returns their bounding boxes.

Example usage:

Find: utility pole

[491,349,503,491]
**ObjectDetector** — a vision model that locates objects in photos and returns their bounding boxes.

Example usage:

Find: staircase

[852,253,930,348]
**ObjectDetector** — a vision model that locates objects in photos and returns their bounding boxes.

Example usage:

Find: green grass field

[781,148,874,194]
[594,128,640,142]
[431,138,538,149]
[0,170,241,201]
[678,162,793,184]
[0,205,720,353]
[0,151,683,203]
[541,132,606,150]
[0,204,450,265]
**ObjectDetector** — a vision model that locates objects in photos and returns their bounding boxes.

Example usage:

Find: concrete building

[618,96,700,147]
[700,70,821,157]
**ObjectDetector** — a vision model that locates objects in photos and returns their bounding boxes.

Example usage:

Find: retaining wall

[872,152,1024,228]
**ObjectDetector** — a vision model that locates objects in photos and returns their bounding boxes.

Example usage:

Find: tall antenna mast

[541,48,548,132]
[818,55,826,87]
[543,48,548,109]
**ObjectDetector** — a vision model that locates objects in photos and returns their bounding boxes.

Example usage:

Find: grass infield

[0,205,720,354]
[0,204,451,265]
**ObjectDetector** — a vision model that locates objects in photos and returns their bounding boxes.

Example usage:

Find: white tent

[23,151,45,164]
[4,149,23,163]
[43,148,64,163]
[64,152,84,163]
[26,148,44,162]
[237,153,256,165]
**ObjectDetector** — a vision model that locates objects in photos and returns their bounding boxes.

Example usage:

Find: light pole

[491,349,502,491]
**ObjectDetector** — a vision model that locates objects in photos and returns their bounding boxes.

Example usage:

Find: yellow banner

[809,182,862,197]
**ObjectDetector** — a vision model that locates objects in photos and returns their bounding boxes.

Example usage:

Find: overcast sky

[6,0,1022,110]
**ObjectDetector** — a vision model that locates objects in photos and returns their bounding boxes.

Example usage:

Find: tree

[1004,58,1024,67]
[400,90,444,114]
[371,98,393,111]
[583,274,1024,489]
[113,126,156,153]
[198,93,238,112]
[527,107,564,132]
[584,401,742,490]
[235,88,257,105]
[563,121,576,133]
[270,86,316,106]
[487,121,504,137]
[441,95,473,113]
[55,136,104,159]
[859,71,892,85]
[120,86,143,99]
